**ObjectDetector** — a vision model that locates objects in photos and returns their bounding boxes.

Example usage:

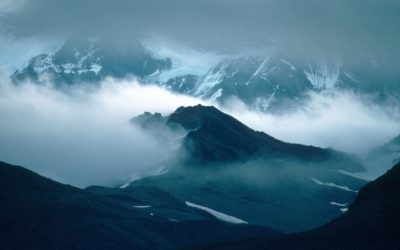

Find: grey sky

[1,0,399,59]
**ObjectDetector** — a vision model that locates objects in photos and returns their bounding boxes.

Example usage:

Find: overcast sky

[1,0,399,61]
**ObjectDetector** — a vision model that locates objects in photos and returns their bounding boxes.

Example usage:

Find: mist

[0,77,398,187]
[0,78,202,187]
[0,29,63,73]
[225,91,400,156]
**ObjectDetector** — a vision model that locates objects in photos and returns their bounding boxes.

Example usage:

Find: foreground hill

[0,161,279,250]
[205,162,400,250]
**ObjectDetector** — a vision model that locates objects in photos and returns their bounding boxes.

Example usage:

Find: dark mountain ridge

[205,162,400,250]
[0,161,280,250]
[139,105,365,171]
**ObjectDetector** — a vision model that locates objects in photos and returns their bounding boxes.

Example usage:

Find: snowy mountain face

[13,35,172,84]
[154,53,399,113]
[191,56,314,112]
[13,36,400,113]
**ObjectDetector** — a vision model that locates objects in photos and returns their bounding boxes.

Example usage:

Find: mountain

[14,37,400,113]
[128,105,367,233]
[13,34,172,85]
[207,162,400,250]
[166,56,313,113]
[152,53,400,113]
[166,105,365,167]
[0,161,280,250]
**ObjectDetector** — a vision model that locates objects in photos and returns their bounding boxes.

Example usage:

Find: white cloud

[0,77,398,187]
[143,35,224,82]
[0,78,203,187]
[0,30,64,73]
[224,91,400,156]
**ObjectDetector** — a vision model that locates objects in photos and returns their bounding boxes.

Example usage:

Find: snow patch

[330,201,349,213]
[90,64,102,74]
[304,63,339,89]
[209,88,223,102]
[133,205,151,208]
[33,55,59,74]
[194,64,226,96]
[254,93,275,111]
[245,57,269,86]
[62,63,75,74]
[343,71,359,83]
[330,202,348,207]
[119,166,168,189]
[185,201,248,224]
[119,183,130,189]
[280,59,296,70]
[311,178,358,192]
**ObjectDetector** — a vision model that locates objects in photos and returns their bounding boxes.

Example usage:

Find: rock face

[0,161,280,250]
[128,105,367,233]
[208,162,400,250]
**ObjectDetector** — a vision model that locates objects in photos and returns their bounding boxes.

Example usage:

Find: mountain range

[12,35,400,113]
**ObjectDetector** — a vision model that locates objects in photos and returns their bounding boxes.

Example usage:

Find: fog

[225,91,400,156]
[0,30,63,72]
[0,75,398,186]
[0,78,203,187]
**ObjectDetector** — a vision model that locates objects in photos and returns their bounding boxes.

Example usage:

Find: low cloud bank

[225,91,400,156]
[0,78,202,187]
[0,78,398,186]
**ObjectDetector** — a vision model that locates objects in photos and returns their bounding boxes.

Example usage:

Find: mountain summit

[13,35,171,84]
[146,105,365,170]
[130,105,366,233]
